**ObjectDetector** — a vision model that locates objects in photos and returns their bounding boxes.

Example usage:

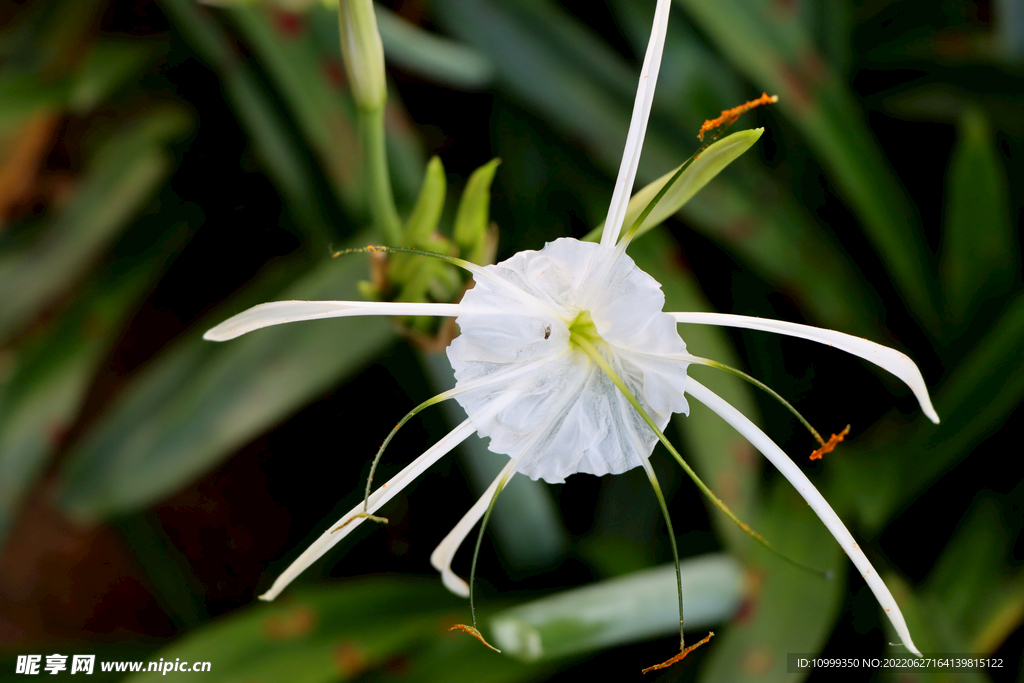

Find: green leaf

[0,105,189,342]
[375,5,495,89]
[829,291,1024,531]
[226,4,425,215]
[120,576,550,683]
[225,3,364,213]
[903,292,1024,498]
[121,578,463,683]
[160,0,337,245]
[698,484,844,683]
[453,158,501,264]
[57,242,396,522]
[404,156,447,246]
[584,129,763,243]
[0,222,189,547]
[432,0,635,173]
[880,574,993,683]
[68,39,154,113]
[941,106,1015,322]
[925,497,1024,654]
[490,555,742,661]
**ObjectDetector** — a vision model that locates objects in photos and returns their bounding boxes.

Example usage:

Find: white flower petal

[203,300,465,341]
[259,418,476,601]
[449,239,688,482]
[685,378,922,656]
[600,0,672,247]
[672,312,939,424]
[430,458,519,598]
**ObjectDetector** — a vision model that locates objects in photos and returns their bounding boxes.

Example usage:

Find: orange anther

[810,425,851,461]
[642,632,714,673]
[697,93,779,140]
[448,624,501,652]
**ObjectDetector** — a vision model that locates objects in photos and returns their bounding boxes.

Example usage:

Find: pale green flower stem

[571,334,828,579]
[358,106,402,245]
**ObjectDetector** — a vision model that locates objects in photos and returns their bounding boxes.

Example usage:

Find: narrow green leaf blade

[941,106,1015,321]
[0,223,188,546]
[57,245,396,522]
[404,156,447,246]
[121,578,463,683]
[698,485,844,683]
[453,158,501,258]
[585,129,763,243]
[0,105,188,341]
[160,0,337,244]
[375,5,495,89]
[68,39,154,113]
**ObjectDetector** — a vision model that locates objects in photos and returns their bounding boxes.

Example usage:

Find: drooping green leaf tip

[454,158,501,262]
[404,156,447,246]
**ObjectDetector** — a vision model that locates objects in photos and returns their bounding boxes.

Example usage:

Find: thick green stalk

[359,106,403,244]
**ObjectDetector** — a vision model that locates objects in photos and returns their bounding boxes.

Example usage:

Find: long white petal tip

[890,357,939,424]
[203,301,331,342]
[430,542,470,598]
[671,312,940,424]
[258,583,284,602]
[204,300,465,342]
[441,570,471,598]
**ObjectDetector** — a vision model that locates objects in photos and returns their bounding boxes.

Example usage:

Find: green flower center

[568,310,604,348]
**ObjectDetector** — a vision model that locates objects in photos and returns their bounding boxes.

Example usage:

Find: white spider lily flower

[204,0,937,657]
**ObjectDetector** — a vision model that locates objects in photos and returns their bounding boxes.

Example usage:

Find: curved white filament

[685,378,922,656]
[259,418,476,601]
[672,312,939,424]
[204,300,465,341]
[429,458,519,598]
[600,0,672,248]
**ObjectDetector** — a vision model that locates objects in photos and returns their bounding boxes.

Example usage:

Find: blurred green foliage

[0,0,1022,682]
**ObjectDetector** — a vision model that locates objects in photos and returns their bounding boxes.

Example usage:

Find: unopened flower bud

[338,0,386,110]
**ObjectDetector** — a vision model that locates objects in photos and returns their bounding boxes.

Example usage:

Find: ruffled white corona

[448,238,689,483]
[202,0,936,658]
